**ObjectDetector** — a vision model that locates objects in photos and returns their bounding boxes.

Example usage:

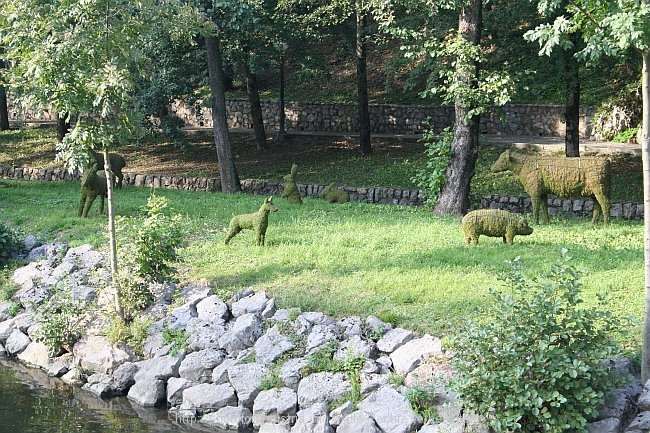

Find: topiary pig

[491,149,612,225]
[462,209,533,245]
[281,163,302,204]
[91,150,126,189]
[322,183,350,203]
[78,164,108,217]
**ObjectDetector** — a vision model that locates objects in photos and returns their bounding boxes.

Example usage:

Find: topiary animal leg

[540,194,550,224]
[592,193,610,225]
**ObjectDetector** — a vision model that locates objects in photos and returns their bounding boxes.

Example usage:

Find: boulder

[73,335,134,374]
[5,329,31,355]
[297,372,350,408]
[337,410,381,433]
[178,348,224,383]
[231,291,271,318]
[133,352,185,382]
[357,386,421,433]
[255,325,295,365]
[200,406,253,431]
[259,424,291,433]
[182,383,237,414]
[16,341,50,369]
[280,358,308,390]
[376,328,416,354]
[212,358,240,385]
[227,362,270,407]
[167,377,195,407]
[329,401,354,428]
[389,335,442,375]
[334,335,377,361]
[185,319,228,351]
[111,362,139,393]
[127,378,166,407]
[253,387,298,427]
[290,402,333,433]
[305,324,339,355]
[196,295,229,324]
[219,313,264,355]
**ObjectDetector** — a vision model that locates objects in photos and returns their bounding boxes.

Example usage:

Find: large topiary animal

[491,149,612,224]
[462,209,533,245]
[281,163,302,204]
[92,150,126,189]
[224,196,279,246]
[322,183,350,203]
[78,164,108,217]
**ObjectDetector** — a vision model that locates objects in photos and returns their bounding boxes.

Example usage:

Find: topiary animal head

[264,196,279,213]
[284,164,298,182]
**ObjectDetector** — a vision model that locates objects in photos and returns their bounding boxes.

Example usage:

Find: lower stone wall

[1,166,641,220]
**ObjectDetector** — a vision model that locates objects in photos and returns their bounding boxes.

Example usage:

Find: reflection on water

[0,359,215,433]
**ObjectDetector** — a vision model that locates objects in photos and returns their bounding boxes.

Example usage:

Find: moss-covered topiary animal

[491,149,612,225]
[78,164,108,217]
[462,209,533,245]
[322,183,350,203]
[92,150,126,189]
[281,163,302,204]
[224,196,279,246]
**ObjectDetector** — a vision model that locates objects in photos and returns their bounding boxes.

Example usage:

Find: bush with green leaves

[0,223,23,267]
[162,324,188,356]
[33,288,91,356]
[450,251,630,433]
[410,127,452,206]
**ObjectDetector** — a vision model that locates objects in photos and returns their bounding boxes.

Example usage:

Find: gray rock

[200,406,253,431]
[219,313,264,355]
[376,328,416,354]
[47,354,73,377]
[358,386,421,433]
[297,372,350,408]
[291,402,333,433]
[186,319,228,351]
[305,324,339,355]
[261,298,277,319]
[376,355,392,372]
[167,301,198,330]
[227,362,270,408]
[111,362,139,393]
[623,411,650,432]
[127,378,166,407]
[213,358,240,385]
[365,315,392,339]
[171,403,197,424]
[73,335,134,374]
[260,423,291,433]
[587,417,621,433]
[0,301,15,322]
[16,341,50,369]
[83,373,115,398]
[280,358,308,390]
[253,387,298,427]
[270,309,297,323]
[389,335,442,375]
[300,312,337,327]
[5,329,31,355]
[360,373,389,395]
[167,377,195,407]
[177,285,211,304]
[231,291,271,318]
[337,410,381,433]
[0,318,16,344]
[255,325,295,365]
[337,316,363,338]
[182,383,237,414]
[196,295,229,324]
[133,352,185,382]
[329,401,354,427]
[334,335,377,361]
[141,323,168,358]
[63,244,104,269]
[636,379,650,412]
[13,311,34,333]
[179,348,224,383]
[594,386,639,428]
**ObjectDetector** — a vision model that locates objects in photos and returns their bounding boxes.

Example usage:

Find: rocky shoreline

[1,240,649,433]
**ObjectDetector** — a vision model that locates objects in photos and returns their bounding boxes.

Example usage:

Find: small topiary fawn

[78,164,108,217]
[224,196,279,246]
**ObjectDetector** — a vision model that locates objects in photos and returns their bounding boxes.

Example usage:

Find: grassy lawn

[0,179,643,360]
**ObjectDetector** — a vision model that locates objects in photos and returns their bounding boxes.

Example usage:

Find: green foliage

[259,368,285,390]
[450,251,631,433]
[162,325,188,356]
[613,128,639,143]
[410,127,452,205]
[405,386,439,424]
[104,315,154,357]
[33,288,91,356]
[0,224,23,267]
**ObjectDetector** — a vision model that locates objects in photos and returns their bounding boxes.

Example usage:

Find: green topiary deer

[224,196,279,246]
[322,183,350,203]
[281,163,302,204]
[91,150,126,189]
[78,164,108,217]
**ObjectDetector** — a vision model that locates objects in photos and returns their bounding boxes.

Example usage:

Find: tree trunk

[433,0,482,216]
[356,2,372,155]
[0,59,9,131]
[243,62,267,150]
[101,147,124,321]
[564,34,580,157]
[205,36,241,194]
[57,112,71,143]
[278,52,287,139]
[640,48,650,383]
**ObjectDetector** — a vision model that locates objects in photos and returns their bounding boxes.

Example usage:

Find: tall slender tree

[0,57,9,131]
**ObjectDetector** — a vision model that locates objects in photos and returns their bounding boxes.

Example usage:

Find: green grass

[0,180,643,359]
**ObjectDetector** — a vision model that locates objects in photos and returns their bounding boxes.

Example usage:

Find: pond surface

[0,359,214,433]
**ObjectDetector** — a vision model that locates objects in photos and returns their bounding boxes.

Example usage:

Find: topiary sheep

[491,149,612,225]
[224,196,279,246]
[281,163,303,204]
[92,150,126,189]
[462,209,533,245]
[78,164,108,217]
[322,183,350,203]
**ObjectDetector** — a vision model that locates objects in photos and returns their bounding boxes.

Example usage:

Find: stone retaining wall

[1,166,642,220]
[172,100,596,138]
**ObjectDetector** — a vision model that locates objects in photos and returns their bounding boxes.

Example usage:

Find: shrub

[33,288,91,356]
[162,325,188,356]
[0,223,23,267]
[406,386,439,424]
[410,127,452,206]
[450,251,630,433]
[104,314,154,357]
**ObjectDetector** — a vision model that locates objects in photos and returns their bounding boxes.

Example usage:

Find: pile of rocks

[0,241,646,433]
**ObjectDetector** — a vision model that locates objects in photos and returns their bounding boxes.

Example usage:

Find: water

[0,359,213,433]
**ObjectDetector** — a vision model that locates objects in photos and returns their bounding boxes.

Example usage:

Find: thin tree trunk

[205,36,241,194]
[640,48,650,383]
[102,147,124,320]
[564,34,580,157]
[278,52,287,139]
[0,58,9,131]
[433,0,482,216]
[244,62,267,150]
[356,2,372,155]
[57,112,71,143]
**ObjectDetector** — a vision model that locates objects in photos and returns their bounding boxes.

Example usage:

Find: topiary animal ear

[291,164,298,176]
[267,196,273,203]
